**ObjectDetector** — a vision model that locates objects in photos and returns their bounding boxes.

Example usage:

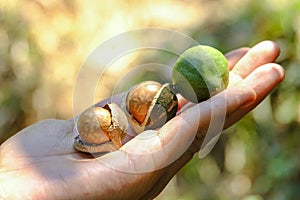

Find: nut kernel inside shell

[77,106,111,144]
[126,81,161,123]
[125,81,178,133]
[76,103,128,150]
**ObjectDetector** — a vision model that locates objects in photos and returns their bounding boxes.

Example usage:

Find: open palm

[0,41,284,200]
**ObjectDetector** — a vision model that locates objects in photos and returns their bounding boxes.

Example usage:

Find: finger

[224,63,285,129]
[232,41,280,78]
[225,47,250,70]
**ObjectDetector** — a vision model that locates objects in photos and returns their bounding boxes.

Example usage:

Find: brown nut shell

[73,135,118,154]
[105,103,128,147]
[77,106,111,144]
[74,103,128,153]
[125,81,178,133]
[126,81,161,123]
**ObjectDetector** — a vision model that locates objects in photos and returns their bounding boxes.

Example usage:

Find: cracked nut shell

[74,103,128,153]
[124,81,178,133]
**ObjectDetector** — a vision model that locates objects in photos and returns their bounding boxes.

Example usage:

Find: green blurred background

[0,0,299,199]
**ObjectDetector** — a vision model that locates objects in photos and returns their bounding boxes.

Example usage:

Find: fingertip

[242,62,285,102]
[268,63,285,83]
[254,63,285,84]
[232,40,282,78]
[255,40,281,59]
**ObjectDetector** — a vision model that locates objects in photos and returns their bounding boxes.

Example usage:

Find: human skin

[0,41,284,200]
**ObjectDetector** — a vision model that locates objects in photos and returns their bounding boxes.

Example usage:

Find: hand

[0,41,284,200]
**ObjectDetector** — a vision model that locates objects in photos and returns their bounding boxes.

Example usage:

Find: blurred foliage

[0,0,300,199]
